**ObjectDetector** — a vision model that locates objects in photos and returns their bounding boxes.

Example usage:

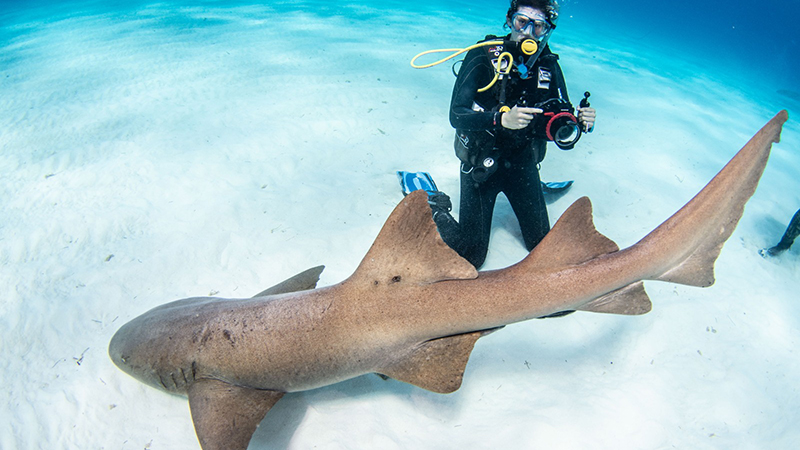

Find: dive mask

[510,12,554,42]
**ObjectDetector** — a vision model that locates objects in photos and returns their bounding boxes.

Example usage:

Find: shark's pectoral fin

[579,281,652,315]
[253,265,325,297]
[351,191,478,287]
[377,327,502,393]
[187,378,284,450]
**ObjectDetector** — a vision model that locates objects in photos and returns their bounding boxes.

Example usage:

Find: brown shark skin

[109,111,787,449]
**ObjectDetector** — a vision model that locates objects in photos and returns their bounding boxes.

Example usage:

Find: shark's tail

[522,111,788,316]
[641,110,787,287]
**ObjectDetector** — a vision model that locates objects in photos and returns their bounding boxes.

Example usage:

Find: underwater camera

[522,92,591,150]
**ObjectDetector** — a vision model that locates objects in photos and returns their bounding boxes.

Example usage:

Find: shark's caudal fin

[519,111,788,316]
[644,110,788,287]
[188,379,284,450]
[351,190,478,286]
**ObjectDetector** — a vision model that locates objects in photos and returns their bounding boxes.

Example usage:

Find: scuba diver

[760,209,800,257]
[427,0,596,268]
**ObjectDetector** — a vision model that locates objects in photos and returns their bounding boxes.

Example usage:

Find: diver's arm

[501,106,542,129]
[451,69,541,131]
[449,50,499,131]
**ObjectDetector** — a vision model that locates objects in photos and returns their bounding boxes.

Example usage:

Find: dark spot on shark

[223,330,236,346]
[200,330,213,345]
[391,275,402,283]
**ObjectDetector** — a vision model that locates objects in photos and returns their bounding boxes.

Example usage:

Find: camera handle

[579,91,591,108]
[579,91,593,132]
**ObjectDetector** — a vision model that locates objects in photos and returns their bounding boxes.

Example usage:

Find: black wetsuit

[764,209,800,256]
[433,36,571,268]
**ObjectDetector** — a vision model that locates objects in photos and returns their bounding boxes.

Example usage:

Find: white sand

[1,1,798,449]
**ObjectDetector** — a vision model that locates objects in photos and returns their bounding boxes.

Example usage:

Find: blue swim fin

[398,171,439,195]
[397,171,451,212]
[541,180,573,194]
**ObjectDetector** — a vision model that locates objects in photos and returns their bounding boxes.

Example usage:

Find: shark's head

[108,319,150,380]
[109,312,193,394]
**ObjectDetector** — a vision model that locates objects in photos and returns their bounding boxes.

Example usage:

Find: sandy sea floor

[1,1,799,449]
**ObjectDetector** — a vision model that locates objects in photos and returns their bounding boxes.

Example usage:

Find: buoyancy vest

[454,35,569,173]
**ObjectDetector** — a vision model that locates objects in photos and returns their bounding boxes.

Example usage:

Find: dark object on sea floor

[760,209,800,257]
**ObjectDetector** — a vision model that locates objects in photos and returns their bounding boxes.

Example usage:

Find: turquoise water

[576,0,798,88]
[1,1,798,449]
[4,0,798,87]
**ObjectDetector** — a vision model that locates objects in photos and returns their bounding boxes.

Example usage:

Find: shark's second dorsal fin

[187,378,284,450]
[522,197,652,315]
[377,328,502,393]
[523,197,619,268]
[351,191,478,286]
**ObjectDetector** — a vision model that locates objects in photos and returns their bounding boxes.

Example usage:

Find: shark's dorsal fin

[523,197,619,268]
[253,265,325,297]
[351,191,477,286]
[188,378,284,450]
[578,281,652,315]
[377,328,502,393]
[522,197,649,315]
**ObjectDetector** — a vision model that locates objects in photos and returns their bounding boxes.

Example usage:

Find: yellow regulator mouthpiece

[520,39,538,56]
[499,106,511,113]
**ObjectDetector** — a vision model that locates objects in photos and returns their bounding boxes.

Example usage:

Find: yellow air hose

[410,39,538,93]
[410,40,504,69]
[480,51,512,92]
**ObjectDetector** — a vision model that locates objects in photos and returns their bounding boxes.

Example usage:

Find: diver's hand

[501,106,542,130]
[577,107,596,132]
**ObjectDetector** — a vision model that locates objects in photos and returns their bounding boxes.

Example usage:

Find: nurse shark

[110,111,788,450]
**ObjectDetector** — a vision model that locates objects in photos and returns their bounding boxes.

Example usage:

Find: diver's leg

[504,161,550,252]
[505,160,572,319]
[435,169,499,268]
[459,170,500,268]
[777,209,800,248]
[771,209,800,254]
[432,205,459,243]
[761,209,800,257]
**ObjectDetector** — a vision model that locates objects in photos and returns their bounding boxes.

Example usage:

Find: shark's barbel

[109,111,788,450]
